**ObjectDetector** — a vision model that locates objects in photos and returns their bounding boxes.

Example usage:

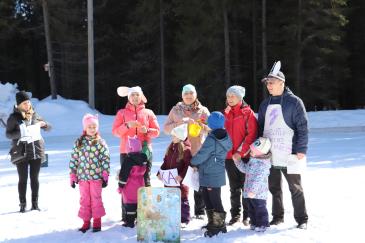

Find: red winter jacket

[158,140,192,199]
[224,102,258,159]
[112,102,160,154]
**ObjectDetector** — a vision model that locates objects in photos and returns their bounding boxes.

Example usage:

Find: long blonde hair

[18,104,34,121]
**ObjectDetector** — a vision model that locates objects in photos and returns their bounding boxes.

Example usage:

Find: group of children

[69,112,273,237]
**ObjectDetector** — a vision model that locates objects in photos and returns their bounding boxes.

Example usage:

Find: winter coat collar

[125,102,146,112]
[176,100,202,112]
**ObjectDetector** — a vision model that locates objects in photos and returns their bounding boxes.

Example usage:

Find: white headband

[117,86,147,103]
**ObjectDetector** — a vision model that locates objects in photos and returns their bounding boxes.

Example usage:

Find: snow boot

[31,201,40,211]
[201,209,214,229]
[204,211,227,237]
[228,214,240,225]
[19,203,26,213]
[92,218,101,232]
[78,220,91,233]
[122,213,136,228]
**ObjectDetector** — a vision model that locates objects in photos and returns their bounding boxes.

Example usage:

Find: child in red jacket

[157,124,192,225]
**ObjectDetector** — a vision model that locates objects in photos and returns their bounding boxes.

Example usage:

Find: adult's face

[129,92,142,106]
[265,78,285,96]
[182,91,196,105]
[18,100,31,111]
[226,93,241,107]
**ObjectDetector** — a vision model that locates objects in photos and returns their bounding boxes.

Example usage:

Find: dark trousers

[16,159,42,204]
[181,198,190,223]
[225,159,248,219]
[269,167,308,224]
[194,189,205,216]
[247,198,269,227]
[201,187,224,213]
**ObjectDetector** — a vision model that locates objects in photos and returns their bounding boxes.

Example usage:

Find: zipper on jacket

[134,106,138,135]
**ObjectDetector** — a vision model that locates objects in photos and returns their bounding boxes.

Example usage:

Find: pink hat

[82,113,99,131]
[127,136,142,153]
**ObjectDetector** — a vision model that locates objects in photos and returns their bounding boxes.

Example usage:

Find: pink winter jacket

[112,102,160,154]
[121,166,146,204]
[164,102,210,156]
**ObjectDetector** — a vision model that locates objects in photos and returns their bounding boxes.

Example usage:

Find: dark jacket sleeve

[6,114,21,140]
[257,100,268,137]
[119,157,134,186]
[33,112,52,131]
[293,98,308,154]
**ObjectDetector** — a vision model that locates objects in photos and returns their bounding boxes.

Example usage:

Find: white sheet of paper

[182,166,200,191]
[25,125,42,143]
[159,168,180,186]
[287,154,307,174]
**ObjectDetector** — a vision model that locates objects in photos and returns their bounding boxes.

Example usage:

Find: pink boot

[93,218,101,232]
[78,220,90,233]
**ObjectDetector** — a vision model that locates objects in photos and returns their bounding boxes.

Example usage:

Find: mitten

[102,171,109,188]
[70,173,78,188]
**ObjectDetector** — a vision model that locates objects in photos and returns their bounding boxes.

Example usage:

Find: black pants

[194,189,206,216]
[201,187,224,213]
[269,167,308,224]
[225,159,248,219]
[16,159,42,204]
[247,198,269,227]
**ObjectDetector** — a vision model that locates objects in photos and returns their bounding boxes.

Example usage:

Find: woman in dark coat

[6,91,50,212]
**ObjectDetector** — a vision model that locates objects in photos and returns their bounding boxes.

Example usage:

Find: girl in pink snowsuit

[69,114,110,233]
[118,136,148,228]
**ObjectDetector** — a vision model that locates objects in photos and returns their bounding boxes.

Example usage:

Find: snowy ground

[1,84,365,242]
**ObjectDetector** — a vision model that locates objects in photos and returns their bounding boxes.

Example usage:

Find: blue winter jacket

[191,129,232,188]
[258,87,308,154]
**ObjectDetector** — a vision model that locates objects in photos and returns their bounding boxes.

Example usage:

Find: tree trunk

[160,0,166,114]
[295,0,302,96]
[223,0,231,88]
[252,0,257,109]
[261,0,267,99]
[42,0,57,99]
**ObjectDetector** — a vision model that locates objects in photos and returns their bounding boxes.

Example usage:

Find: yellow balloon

[188,123,201,137]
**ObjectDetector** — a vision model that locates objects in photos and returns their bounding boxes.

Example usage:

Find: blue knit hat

[182,84,197,95]
[207,111,225,130]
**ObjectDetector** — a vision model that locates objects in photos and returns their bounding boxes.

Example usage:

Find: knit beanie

[82,113,99,131]
[250,137,271,156]
[182,84,197,95]
[16,91,30,105]
[171,123,188,141]
[207,111,225,130]
[226,85,246,100]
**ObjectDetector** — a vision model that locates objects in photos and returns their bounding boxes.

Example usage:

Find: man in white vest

[258,61,308,229]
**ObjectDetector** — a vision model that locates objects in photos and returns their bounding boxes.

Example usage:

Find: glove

[118,182,125,189]
[102,171,109,188]
[70,173,78,189]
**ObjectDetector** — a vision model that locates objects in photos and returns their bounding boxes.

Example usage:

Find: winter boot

[31,195,40,211]
[31,201,40,211]
[19,203,26,213]
[122,213,136,228]
[78,220,91,233]
[201,209,214,229]
[228,214,240,225]
[92,218,101,232]
[204,211,227,237]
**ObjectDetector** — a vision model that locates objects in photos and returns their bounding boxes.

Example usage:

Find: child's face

[86,123,98,136]
[250,150,258,158]
[172,135,180,144]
